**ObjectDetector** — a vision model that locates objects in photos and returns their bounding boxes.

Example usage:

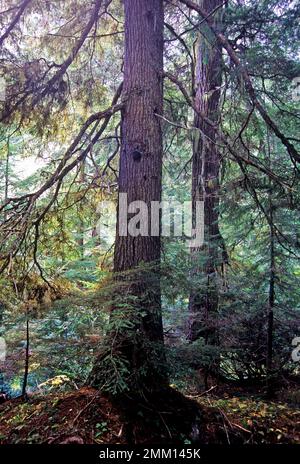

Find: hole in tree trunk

[132,150,142,162]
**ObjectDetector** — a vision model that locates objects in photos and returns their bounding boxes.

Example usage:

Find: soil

[0,386,299,445]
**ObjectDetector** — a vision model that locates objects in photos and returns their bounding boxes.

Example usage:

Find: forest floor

[0,385,299,444]
[0,292,299,444]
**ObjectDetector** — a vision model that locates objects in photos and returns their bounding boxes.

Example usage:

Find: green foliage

[0,0,299,407]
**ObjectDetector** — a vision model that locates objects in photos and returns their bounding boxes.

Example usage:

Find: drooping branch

[1,0,111,122]
[163,72,289,187]
[176,0,300,165]
[0,84,124,274]
[38,0,106,100]
[164,22,195,91]
[2,83,123,210]
[0,0,32,47]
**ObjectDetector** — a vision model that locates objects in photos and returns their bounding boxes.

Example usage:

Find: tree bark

[77,161,86,261]
[22,317,30,400]
[188,0,223,349]
[266,132,275,398]
[89,0,166,394]
[266,203,275,398]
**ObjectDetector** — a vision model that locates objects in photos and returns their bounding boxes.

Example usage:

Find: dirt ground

[0,386,299,444]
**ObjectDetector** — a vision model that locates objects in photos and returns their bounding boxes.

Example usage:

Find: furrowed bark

[89,0,167,394]
[188,0,223,361]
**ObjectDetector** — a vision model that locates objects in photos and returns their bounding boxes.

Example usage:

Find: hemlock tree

[0,0,299,400]
[88,0,167,394]
[188,0,224,349]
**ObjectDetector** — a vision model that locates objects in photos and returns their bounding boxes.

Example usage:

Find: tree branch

[38,0,105,100]
[163,71,289,187]
[0,84,123,274]
[176,0,300,164]
[0,0,32,47]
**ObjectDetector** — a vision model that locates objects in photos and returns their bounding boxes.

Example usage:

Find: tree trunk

[266,132,275,398]
[4,138,10,222]
[89,0,166,394]
[77,161,86,260]
[22,317,30,400]
[266,205,275,397]
[188,0,223,351]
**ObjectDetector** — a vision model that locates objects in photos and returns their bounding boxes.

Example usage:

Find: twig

[72,395,98,425]
[187,385,217,398]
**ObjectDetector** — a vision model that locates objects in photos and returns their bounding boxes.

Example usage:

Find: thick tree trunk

[188,0,223,349]
[115,0,164,273]
[89,0,166,394]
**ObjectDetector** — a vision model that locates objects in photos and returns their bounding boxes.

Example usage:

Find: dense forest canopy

[0,0,299,447]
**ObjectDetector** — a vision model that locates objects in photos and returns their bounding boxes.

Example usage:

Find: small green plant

[95,421,108,438]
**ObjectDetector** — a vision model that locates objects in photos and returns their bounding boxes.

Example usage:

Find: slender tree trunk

[266,133,275,398]
[266,205,275,397]
[188,0,223,353]
[22,317,30,399]
[77,161,85,260]
[89,0,166,394]
[4,138,10,222]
